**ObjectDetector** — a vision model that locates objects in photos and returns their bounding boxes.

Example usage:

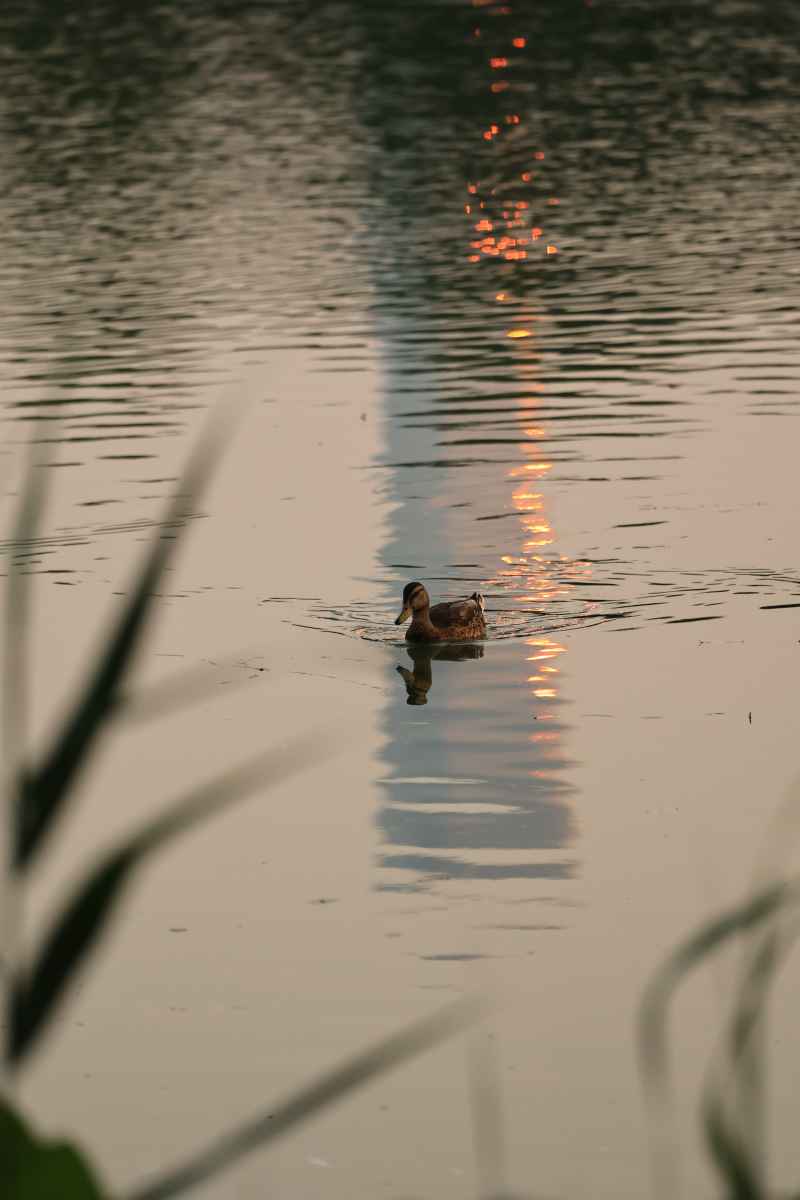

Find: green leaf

[0,1101,105,1198]
[0,1100,33,1158]
[14,414,231,871]
[8,735,329,1066]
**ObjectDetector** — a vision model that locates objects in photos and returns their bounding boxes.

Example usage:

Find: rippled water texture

[3,2,800,1197]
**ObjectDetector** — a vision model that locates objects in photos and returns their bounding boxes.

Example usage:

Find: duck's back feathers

[414,592,486,641]
[429,595,484,629]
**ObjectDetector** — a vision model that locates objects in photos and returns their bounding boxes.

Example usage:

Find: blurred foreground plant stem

[1,454,41,1097]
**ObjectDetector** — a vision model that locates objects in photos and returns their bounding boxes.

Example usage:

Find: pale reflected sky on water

[3,1,800,1196]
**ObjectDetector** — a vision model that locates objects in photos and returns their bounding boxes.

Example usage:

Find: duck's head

[394,581,429,625]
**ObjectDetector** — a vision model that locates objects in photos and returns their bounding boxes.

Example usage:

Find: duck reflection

[396,642,484,706]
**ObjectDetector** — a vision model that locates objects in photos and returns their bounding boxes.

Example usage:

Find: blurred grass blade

[468,1030,508,1200]
[126,998,484,1200]
[14,415,232,872]
[723,922,781,1186]
[3,446,46,774]
[638,881,794,1101]
[8,734,329,1066]
[638,880,800,1200]
[702,1087,761,1200]
[703,915,800,1197]
[3,448,47,1089]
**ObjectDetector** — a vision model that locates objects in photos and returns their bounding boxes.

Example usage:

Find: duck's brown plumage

[394,581,486,642]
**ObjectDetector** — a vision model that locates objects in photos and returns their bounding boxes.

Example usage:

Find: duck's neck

[409,606,436,638]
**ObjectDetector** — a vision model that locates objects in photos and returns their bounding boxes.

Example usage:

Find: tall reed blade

[638,882,792,1104]
[14,415,231,872]
[702,1089,761,1200]
[3,446,46,779]
[638,878,800,1200]
[3,447,47,1096]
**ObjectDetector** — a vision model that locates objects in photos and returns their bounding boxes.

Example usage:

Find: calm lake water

[3,1,800,1196]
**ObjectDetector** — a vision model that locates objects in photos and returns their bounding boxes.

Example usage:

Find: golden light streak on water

[458,0,590,773]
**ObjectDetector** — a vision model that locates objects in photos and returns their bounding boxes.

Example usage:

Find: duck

[394,581,487,642]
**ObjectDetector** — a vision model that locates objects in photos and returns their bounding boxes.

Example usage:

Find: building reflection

[376,2,582,894]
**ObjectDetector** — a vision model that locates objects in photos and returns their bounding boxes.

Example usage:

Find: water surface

[3,2,800,1196]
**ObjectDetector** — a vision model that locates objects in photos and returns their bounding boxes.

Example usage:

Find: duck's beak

[395,606,411,625]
